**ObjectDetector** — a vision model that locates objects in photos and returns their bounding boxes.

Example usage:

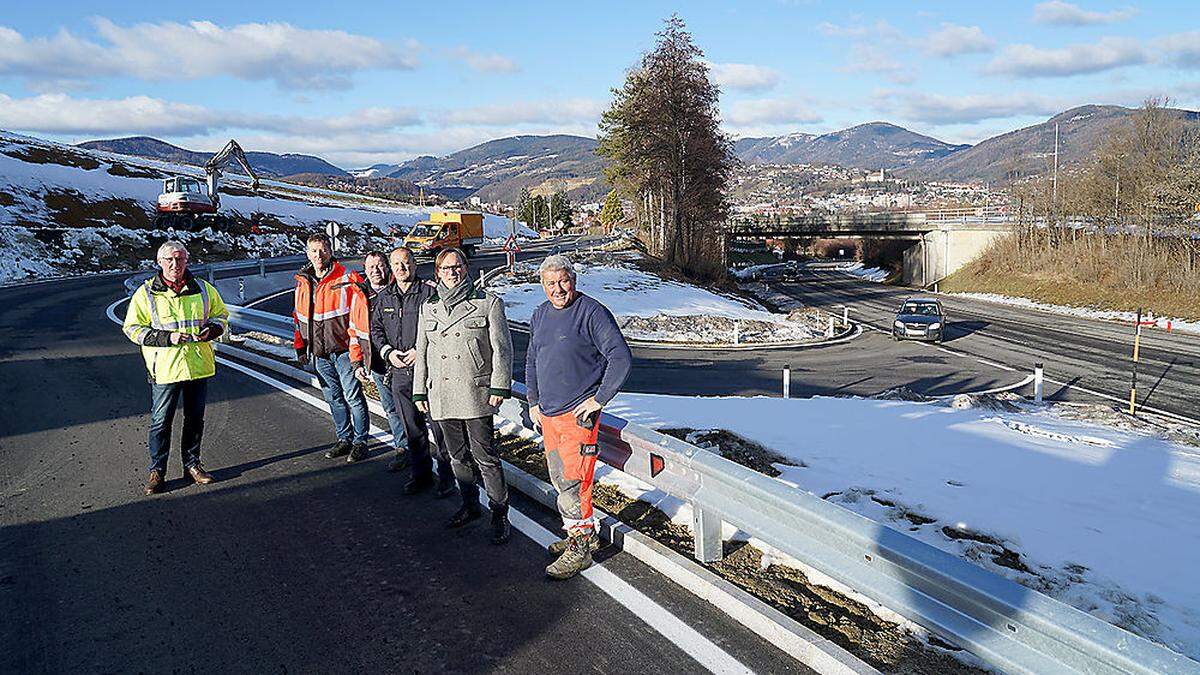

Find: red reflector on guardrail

[650,453,665,478]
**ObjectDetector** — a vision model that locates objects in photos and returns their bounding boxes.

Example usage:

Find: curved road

[0,271,807,673]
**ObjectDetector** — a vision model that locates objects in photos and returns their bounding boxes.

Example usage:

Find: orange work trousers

[541,409,601,532]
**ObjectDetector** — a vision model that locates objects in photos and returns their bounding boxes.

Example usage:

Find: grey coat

[412,286,513,421]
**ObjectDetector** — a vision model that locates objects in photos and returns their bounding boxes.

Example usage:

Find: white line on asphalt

[247,287,292,308]
[212,355,752,675]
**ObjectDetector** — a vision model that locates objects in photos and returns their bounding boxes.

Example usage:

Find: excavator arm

[204,139,260,208]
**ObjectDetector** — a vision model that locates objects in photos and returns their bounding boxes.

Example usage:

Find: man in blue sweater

[526,254,632,579]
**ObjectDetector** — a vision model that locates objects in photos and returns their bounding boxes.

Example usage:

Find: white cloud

[817,20,903,41]
[449,46,519,74]
[724,98,822,126]
[880,91,1064,124]
[0,20,420,90]
[707,62,781,92]
[986,38,1148,77]
[844,44,915,84]
[0,93,233,136]
[441,99,604,126]
[1032,1,1138,26]
[923,23,996,57]
[0,93,423,138]
[1162,31,1200,69]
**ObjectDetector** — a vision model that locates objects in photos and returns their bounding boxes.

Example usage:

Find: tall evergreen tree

[597,14,734,277]
[599,190,625,230]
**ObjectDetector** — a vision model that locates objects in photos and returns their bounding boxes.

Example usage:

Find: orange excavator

[154,139,260,231]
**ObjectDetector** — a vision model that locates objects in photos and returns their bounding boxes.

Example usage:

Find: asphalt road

[781,269,1200,422]
[0,272,809,673]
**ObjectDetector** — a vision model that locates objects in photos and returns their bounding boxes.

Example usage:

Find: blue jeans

[148,378,208,473]
[372,371,405,449]
[313,351,370,445]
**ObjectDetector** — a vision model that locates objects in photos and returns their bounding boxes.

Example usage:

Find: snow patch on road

[837,261,889,283]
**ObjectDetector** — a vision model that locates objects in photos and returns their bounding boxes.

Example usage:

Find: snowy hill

[0,130,533,284]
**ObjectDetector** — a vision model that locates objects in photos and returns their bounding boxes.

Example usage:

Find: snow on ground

[599,392,1200,661]
[949,291,1200,336]
[0,130,534,284]
[838,261,889,282]
[491,254,826,343]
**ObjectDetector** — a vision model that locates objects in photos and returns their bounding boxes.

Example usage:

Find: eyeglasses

[438,264,466,272]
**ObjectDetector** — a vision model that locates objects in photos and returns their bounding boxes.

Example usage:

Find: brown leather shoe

[144,470,164,496]
[186,465,214,485]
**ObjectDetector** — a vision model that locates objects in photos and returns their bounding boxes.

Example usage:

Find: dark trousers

[436,416,508,509]
[148,378,208,474]
[391,375,453,484]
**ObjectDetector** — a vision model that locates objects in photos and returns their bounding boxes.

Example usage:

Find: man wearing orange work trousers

[525,255,632,579]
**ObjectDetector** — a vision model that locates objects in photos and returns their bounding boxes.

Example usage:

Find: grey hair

[538,254,576,279]
[156,240,188,259]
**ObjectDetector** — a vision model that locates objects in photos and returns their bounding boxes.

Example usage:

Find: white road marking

[213,355,753,675]
[247,287,292,307]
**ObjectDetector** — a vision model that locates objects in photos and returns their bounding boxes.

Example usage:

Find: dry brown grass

[943,229,1200,320]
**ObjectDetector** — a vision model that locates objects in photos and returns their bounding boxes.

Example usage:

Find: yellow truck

[403,210,485,257]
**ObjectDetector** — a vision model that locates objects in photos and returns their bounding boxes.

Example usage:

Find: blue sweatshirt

[525,293,633,417]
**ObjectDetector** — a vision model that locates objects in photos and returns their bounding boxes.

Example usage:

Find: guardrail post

[206,266,214,283]
[259,258,266,277]
[692,506,723,563]
[782,365,791,399]
[238,277,245,304]
[1034,362,1044,404]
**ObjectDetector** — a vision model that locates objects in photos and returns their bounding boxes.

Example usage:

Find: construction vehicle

[154,139,259,231]
[404,210,485,257]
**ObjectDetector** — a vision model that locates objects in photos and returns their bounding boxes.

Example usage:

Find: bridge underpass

[725,212,1014,286]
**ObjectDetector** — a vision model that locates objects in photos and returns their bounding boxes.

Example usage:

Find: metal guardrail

[123,255,306,296]
[492,386,1195,675]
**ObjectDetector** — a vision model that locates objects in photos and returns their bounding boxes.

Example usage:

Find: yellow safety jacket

[122,273,229,384]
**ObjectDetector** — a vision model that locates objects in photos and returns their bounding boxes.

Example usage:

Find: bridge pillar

[902,228,1009,288]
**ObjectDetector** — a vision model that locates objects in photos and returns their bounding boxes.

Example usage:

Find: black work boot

[447,504,482,529]
[403,474,433,495]
[347,443,369,463]
[490,504,511,545]
[387,451,410,473]
[435,474,457,498]
[324,440,352,459]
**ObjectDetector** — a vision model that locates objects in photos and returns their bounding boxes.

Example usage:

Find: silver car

[892,297,946,342]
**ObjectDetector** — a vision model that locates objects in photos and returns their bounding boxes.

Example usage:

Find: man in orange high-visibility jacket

[294,233,372,462]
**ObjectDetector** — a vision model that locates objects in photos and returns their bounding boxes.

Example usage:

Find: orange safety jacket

[293,260,367,362]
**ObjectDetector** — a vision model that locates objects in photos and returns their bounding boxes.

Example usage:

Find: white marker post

[843,306,849,327]
[258,258,266,277]
[238,277,245,304]
[1034,362,1044,404]
[783,364,791,399]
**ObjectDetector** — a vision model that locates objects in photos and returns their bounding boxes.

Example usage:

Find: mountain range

[78,104,1200,203]
[78,136,349,178]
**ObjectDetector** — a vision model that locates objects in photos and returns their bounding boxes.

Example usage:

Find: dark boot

[143,470,164,496]
[447,504,482,529]
[387,451,410,473]
[347,443,369,463]
[435,474,457,498]
[324,439,352,459]
[490,505,510,545]
[403,474,433,495]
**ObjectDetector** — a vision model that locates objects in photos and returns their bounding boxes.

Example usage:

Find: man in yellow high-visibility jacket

[123,240,229,495]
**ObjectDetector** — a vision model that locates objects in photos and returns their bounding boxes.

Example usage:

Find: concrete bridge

[725,208,1016,286]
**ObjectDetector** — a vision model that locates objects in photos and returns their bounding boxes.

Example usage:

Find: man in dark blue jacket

[369,247,454,496]
[526,254,631,579]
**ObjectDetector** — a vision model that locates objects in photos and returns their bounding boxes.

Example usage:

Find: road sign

[503,234,521,253]
[325,222,340,238]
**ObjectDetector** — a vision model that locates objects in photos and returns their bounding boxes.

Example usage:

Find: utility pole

[1052,122,1059,212]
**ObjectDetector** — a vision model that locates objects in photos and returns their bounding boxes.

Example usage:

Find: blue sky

[1,0,1197,168]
